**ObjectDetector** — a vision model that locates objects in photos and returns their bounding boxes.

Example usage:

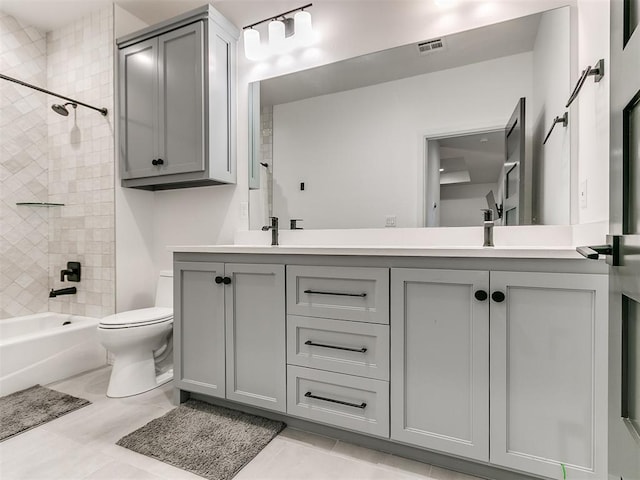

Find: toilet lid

[99,307,173,328]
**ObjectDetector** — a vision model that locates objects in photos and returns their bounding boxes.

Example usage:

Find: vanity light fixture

[243,3,314,60]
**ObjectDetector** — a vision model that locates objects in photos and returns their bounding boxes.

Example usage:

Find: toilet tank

[155,271,173,308]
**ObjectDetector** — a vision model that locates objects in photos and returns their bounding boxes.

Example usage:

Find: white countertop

[169,244,586,259]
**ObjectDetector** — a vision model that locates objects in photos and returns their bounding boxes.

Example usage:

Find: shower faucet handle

[60,261,81,282]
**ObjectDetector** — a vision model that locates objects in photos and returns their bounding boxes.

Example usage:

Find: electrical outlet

[579,180,587,208]
[385,215,396,227]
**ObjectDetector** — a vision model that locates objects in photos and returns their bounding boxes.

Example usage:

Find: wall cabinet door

[119,36,158,180]
[225,263,286,412]
[174,261,226,398]
[489,271,608,480]
[390,268,490,461]
[157,22,205,177]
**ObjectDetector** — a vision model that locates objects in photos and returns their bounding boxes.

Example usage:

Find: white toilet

[98,271,173,398]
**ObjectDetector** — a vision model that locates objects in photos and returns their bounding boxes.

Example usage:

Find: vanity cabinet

[174,261,286,413]
[391,268,607,479]
[117,5,238,190]
[173,250,608,480]
[390,268,490,461]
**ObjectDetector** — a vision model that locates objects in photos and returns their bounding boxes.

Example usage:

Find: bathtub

[0,313,106,396]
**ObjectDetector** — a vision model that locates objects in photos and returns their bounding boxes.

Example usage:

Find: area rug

[0,385,91,442]
[116,400,285,480]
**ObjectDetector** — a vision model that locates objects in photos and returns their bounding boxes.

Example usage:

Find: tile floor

[0,367,484,480]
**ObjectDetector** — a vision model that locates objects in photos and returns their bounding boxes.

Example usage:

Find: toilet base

[106,349,173,398]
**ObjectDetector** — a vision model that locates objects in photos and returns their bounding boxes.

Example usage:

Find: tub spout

[49,287,77,298]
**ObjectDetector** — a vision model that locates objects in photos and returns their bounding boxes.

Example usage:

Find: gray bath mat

[0,385,91,442]
[116,400,285,480]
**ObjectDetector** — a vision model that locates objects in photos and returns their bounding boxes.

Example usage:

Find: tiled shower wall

[47,7,115,318]
[0,8,115,319]
[0,13,49,318]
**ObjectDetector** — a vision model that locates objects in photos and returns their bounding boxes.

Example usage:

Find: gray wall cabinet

[174,261,286,412]
[117,5,238,190]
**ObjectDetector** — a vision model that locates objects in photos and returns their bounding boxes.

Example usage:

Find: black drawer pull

[215,276,224,284]
[304,391,366,409]
[304,340,367,353]
[303,289,367,297]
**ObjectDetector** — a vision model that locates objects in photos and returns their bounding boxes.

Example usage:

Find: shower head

[51,102,77,116]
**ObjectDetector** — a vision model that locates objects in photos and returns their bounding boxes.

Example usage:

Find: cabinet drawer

[286,266,389,324]
[287,315,389,380]
[287,365,389,438]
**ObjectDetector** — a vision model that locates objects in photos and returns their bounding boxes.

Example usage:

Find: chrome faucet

[262,216,279,246]
[482,209,494,247]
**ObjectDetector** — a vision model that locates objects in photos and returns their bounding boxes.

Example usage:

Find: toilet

[98,271,173,398]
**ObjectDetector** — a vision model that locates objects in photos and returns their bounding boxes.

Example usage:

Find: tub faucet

[261,216,279,246]
[49,287,77,298]
[482,209,494,247]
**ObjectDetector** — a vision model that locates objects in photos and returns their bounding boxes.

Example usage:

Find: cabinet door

[157,22,205,176]
[119,37,158,180]
[391,268,489,461]
[225,264,286,412]
[174,261,225,398]
[490,271,608,479]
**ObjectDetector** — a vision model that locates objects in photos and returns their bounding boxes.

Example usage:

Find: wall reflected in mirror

[249,7,571,230]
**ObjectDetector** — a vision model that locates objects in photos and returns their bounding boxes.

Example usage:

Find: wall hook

[543,112,569,145]
[566,59,605,107]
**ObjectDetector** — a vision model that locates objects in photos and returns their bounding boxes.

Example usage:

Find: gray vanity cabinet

[174,261,286,413]
[390,268,490,461]
[117,5,237,190]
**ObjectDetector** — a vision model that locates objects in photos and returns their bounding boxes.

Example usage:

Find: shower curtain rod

[0,73,108,116]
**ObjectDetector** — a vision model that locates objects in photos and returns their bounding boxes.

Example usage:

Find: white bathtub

[0,313,106,396]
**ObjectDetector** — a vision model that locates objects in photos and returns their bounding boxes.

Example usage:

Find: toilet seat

[99,307,173,329]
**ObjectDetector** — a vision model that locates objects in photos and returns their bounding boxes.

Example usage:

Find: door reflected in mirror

[249,7,571,230]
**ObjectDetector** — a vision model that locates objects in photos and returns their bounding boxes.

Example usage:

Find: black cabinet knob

[492,291,506,303]
[223,276,231,285]
[474,290,488,301]
[151,158,164,166]
[215,276,224,284]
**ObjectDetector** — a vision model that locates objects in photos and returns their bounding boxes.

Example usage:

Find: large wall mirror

[249,7,571,230]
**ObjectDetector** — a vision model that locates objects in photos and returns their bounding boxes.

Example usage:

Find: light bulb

[294,10,313,46]
[268,20,286,54]
[243,29,264,60]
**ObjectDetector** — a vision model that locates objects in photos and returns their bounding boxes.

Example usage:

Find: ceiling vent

[417,38,446,55]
